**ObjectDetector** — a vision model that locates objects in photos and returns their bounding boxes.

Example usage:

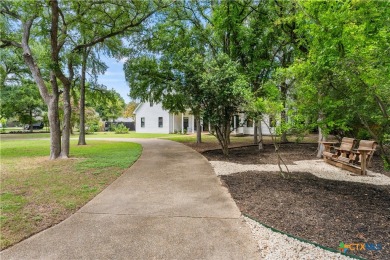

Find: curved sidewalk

[1,139,259,259]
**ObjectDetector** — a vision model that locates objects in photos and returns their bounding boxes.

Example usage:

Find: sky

[97,55,131,103]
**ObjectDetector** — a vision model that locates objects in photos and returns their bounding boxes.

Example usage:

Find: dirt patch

[198,143,390,259]
[1,157,51,175]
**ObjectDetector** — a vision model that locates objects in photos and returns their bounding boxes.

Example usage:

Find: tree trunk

[280,110,288,142]
[317,126,326,158]
[29,109,33,133]
[258,121,263,150]
[60,85,71,158]
[48,96,61,159]
[21,19,62,159]
[316,112,326,158]
[253,119,258,144]
[78,48,88,145]
[196,116,202,144]
[215,125,229,156]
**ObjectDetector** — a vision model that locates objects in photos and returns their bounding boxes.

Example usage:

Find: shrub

[114,123,129,134]
[89,124,99,133]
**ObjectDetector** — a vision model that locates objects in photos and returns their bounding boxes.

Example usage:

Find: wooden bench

[321,138,376,175]
[322,137,356,161]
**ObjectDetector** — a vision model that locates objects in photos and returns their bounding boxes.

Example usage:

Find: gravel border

[210,160,390,186]
[243,216,354,260]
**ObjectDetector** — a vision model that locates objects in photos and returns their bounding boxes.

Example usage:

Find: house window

[141,117,145,128]
[246,118,253,127]
[158,117,163,128]
[269,115,276,128]
[231,115,240,129]
[183,117,189,129]
[235,115,240,128]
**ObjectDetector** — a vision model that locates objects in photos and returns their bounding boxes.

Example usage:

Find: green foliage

[0,82,45,126]
[87,124,99,134]
[283,0,390,163]
[114,123,129,134]
[0,118,7,131]
[201,53,252,128]
[1,0,166,158]
[92,89,125,121]
[123,101,138,119]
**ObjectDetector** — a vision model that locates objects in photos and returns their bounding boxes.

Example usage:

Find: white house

[134,102,274,135]
[134,102,196,134]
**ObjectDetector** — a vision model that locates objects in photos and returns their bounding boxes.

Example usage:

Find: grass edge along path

[0,139,142,250]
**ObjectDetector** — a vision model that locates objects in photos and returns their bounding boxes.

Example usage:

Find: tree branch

[21,18,51,104]
[0,39,22,48]
[0,3,21,20]
[72,10,158,53]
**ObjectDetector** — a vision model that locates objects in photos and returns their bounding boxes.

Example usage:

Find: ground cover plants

[0,139,141,249]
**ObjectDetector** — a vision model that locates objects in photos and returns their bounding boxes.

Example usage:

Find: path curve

[1,138,259,259]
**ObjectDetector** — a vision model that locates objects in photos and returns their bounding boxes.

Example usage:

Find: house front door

[184,117,189,130]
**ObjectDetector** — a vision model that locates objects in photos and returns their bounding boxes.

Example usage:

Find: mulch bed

[200,143,390,260]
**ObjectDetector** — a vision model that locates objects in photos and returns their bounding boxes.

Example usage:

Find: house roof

[133,103,143,114]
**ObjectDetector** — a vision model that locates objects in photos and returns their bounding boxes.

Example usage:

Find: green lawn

[0,139,142,250]
[0,131,182,140]
[0,132,51,139]
[0,131,213,142]
[0,127,23,132]
[89,131,184,139]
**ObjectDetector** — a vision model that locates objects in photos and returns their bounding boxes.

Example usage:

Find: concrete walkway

[1,139,259,259]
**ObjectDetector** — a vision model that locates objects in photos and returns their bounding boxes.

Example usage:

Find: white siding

[135,102,275,135]
[135,103,171,133]
[261,115,274,135]
[234,113,273,136]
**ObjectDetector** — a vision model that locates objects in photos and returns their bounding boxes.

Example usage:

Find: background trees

[1,81,45,131]
[1,0,388,165]
[1,0,168,159]
[123,101,138,119]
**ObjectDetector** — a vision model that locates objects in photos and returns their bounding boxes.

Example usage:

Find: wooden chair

[321,138,376,175]
[322,137,356,161]
[350,140,377,167]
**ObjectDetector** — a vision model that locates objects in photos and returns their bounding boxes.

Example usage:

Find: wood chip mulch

[199,143,390,260]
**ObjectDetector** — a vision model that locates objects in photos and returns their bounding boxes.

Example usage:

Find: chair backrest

[339,137,356,151]
[357,140,377,154]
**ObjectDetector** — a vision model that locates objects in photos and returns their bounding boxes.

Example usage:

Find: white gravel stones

[244,216,352,260]
[210,160,390,186]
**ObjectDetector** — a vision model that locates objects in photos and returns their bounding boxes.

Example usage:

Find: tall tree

[1,0,169,159]
[286,0,390,165]
[126,0,279,148]
[201,53,252,155]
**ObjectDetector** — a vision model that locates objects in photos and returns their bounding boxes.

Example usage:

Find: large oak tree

[1,0,169,159]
